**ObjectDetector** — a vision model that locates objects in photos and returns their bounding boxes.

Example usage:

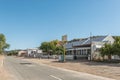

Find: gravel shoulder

[0,55,16,80]
[24,58,120,80]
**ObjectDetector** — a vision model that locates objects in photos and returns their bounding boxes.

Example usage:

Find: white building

[65,35,115,60]
[27,48,42,58]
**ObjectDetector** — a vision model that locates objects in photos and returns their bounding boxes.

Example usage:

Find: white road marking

[50,75,62,80]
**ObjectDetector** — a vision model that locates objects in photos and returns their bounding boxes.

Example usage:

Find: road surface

[4,56,115,80]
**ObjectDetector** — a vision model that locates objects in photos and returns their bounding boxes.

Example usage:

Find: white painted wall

[65,55,74,60]
[37,50,42,53]
[103,35,115,44]
[112,55,120,60]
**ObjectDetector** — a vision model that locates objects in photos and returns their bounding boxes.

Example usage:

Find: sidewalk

[24,58,120,80]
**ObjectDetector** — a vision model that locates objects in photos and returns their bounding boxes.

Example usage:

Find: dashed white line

[50,75,62,80]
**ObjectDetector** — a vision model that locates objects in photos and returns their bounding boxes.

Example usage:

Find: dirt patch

[0,55,16,80]
[24,58,120,80]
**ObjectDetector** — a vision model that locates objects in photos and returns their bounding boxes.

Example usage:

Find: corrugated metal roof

[65,36,107,48]
[84,36,106,44]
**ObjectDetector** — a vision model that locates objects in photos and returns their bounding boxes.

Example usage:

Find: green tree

[112,36,120,56]
[39,40,64,55]
[49,40,59,54]
[39,42,48,52]
[100,36,120,60]
[8,50,18,56]
[100,43,113,60]
[0,33,9,54]
[55,46,64,55]
[2,43,10,50]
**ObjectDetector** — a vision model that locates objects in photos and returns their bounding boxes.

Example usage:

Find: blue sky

[0,0,120,50]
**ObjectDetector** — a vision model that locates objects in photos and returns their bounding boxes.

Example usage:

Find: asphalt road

[4,56,115,80]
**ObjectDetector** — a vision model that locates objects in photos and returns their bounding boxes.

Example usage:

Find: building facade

[18,48,42,58]
[27,48,42,58]
[65,35,115,60]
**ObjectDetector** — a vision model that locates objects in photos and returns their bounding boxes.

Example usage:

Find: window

[87,49,91,55]
[80,50,81,55]
[81,50,83,55]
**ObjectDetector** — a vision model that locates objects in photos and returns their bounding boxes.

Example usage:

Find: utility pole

[63,44,65,62]
[61,35,67,62]
[90,32,92,61]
